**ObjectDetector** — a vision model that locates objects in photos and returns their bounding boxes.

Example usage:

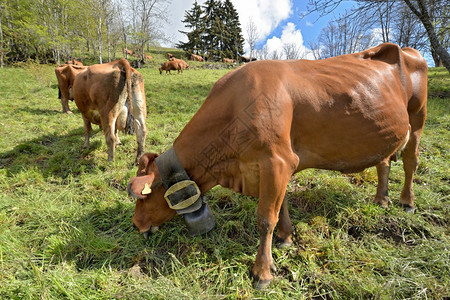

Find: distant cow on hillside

[123,48,134,56]
[159,61,182,75]
[169,58,190,70]
[167,53,176,59]
[191,54,204,61]
[223,58,235,63]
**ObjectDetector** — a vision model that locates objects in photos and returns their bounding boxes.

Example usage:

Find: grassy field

[0,56,448,299]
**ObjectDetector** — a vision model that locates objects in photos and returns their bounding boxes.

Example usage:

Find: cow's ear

[128,174,155,199]
[137,153,159,175]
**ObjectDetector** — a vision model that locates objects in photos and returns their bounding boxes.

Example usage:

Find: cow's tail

[119,58,135,135]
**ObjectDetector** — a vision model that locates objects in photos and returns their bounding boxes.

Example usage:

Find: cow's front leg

[400,111,425,213]
[252,157,294,289]
[82,117,92,149]
[374,158,391,208]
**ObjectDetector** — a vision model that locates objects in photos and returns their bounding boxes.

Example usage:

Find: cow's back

[182,44,421,175]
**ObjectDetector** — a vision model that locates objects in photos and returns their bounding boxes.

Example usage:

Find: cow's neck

[172,103,236,194]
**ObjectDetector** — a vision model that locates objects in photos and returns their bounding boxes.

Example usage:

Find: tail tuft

[124,98,135,135]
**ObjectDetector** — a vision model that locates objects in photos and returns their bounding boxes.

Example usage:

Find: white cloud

[161,0,293,50]
[233,0,293,41]
[264,22,314,59]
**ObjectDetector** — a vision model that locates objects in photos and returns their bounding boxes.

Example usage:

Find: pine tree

[176,1,204,55]
[177,0,244,62]
[201,0,218,61]
[222,0,244,60]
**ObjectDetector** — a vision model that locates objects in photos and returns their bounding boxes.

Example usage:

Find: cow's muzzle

[143,226,159,239]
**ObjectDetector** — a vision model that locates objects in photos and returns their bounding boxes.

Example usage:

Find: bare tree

[309,40,323,60]
[127,0,170,67]
[307,0,450,71]
[391,3,428,50]
[81,0,115,64]
[246,17,260,60]
[271,50,280,60]
[258,44,270,60]
[283,43,302,59]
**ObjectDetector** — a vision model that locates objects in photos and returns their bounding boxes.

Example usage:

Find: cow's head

[128,153,176,237]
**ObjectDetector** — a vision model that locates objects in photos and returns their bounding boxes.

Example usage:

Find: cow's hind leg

[400,110,426,213]
[102,116,117,162]
[82,117,92,149]
[61,98,72,114]
[132,81,147,163]
[275,196,293,248]
[252,155,296,289]
[374,158,391,208]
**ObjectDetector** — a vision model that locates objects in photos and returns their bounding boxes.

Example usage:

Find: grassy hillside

[0,60,448,299]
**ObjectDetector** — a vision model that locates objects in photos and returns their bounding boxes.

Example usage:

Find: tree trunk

[403,0,450,71]
[0,13,4,68]
[98,15,103,64]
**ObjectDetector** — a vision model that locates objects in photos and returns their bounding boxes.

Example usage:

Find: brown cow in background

[169,57,190,70]
[190,54,204,61]
[55,64,88,113]
[73,58,147,162]
[159,60,183,74]
[223,58,235,63]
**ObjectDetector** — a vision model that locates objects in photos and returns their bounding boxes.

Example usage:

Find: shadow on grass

[15,106,64,116]
[0,127,102,179]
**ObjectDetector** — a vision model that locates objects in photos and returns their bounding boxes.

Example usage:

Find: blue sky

[162,0,355,58]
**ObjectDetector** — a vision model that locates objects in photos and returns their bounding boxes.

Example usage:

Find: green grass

[0,60,448,299]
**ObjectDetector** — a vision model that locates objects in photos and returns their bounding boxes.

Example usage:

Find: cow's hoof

[65,111,73,114]
[275,236,292,249]
[253,278,272,290]
[401,204,415,214]
[276,239,292,249]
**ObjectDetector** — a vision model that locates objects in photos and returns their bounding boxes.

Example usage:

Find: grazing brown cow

[169,58,190,70]
[73,58,147,162]
[144,55,153,60]
[123,48,134,56]
[159,61,182,74]
[190,54,204,61]
[66,59,83,66]
[222,58,235,63]
[128,43,427,289]
[55,64,88,113]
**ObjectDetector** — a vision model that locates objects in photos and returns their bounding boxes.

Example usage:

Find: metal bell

[183,201,215,236]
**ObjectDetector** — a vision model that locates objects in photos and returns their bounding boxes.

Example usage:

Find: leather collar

[155,147,203,214]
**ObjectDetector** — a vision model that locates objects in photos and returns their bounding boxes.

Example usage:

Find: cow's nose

[132,223,138,231]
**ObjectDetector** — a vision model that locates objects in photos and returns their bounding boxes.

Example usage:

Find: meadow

[0,53,448,299]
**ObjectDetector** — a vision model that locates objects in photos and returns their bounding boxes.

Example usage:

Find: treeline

[0,0,169,67]
[177,0,244,62]
[306,0,449,69]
